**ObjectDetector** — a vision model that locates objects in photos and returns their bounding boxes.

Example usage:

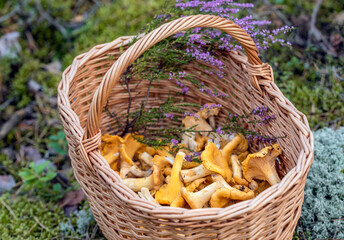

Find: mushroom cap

[195,133,209,152]
[185,178,206,191]
[170,196,186,208]
[182,115,213,133]
[120,134,144,166]
[210,186,254,208]
[155,152,185,205]
[233,134,248,154]
[222,134,245,162]
[238,151,249,162]
[210,188,233,208]
[136,145,156,157]
[152,165,163,190]
[152,155,172,170]
[101,134,124,171]
[182,160,200,169]
[199,103,220,119]
[242,144,282,185]
[155,146,174,164]
[201,142,232,182]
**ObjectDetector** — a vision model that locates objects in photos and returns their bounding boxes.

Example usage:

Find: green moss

[264,46,344,128]
[63,0,165,67]
[0,194,67,239]
[0,154,26,182]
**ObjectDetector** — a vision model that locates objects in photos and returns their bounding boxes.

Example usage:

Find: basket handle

[85,15,263,139]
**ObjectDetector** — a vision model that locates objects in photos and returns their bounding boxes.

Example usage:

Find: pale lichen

[299,127,344,239]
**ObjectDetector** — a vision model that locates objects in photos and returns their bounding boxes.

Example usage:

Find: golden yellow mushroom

[201,142,232,182]
[181,182,221,209]
[155,152,185,205]
[100,134,124,171]
[242,144,282,186]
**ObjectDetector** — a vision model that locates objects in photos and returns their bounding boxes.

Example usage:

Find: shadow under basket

[58,15,314,240]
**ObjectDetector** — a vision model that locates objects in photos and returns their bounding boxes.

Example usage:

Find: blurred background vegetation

[0,0,343,239]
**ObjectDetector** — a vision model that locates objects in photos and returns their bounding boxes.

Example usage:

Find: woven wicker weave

[58,15,314,240]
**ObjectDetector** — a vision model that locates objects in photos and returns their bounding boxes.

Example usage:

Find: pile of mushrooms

[100,104,282,209]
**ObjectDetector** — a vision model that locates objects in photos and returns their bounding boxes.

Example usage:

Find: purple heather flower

[174,0,292,74]
[176,81,184,87]
[185,154,192,162]
[181,86,189,94]
[216,127,224,135]
[165,113,174,120]
[171,139,179,146]
[193,152,201,156]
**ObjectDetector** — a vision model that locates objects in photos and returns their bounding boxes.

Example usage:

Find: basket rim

[58,34,314,219]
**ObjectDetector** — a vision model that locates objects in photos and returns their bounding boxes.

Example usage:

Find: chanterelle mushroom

[238,151,249,162]
[155,152,185,205]
[181,112,213,150]
[170,178,206,208]
[100,134,123,171]
[194,133,208,152]
[181,182,221,209]
[231,155,248,185]
[183,113,213,133]
[199,103,220,129]
[201,142,232,182]
[123,175,153,192]
[181,163,213,183]
[222,134,248,162]
[210,174,254,208]
[155,146,174,165]
[181,132,198,151]
[119,134,145,178]
[138,152,154,168]
[122,165,161,192]
[152,155,172,170]
[242,144,282,185]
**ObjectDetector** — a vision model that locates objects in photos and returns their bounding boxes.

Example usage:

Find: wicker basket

[58,15,314,239]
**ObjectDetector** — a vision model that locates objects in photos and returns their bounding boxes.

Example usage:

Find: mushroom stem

[211,174,254,206]
[208,116,216,129]
[248,180,258,191]
[231,155,248,185]
[138,187,159,204]
[181,182,220,209]
[212,174,231,188]
[138,152,153,167]
[181,133,198,151]
[181,164,213,183]
[121,163,151,178]
[123,175,154,192]
[154,152,185,205]
[264,167,281,186]
[221,134,243,161]
[171,178,206,208]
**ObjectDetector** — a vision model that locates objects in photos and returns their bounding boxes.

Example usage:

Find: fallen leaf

[0,175,16,192]
[58,188,85,208]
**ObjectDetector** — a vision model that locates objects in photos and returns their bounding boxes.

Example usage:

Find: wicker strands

[58,15,314,240]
